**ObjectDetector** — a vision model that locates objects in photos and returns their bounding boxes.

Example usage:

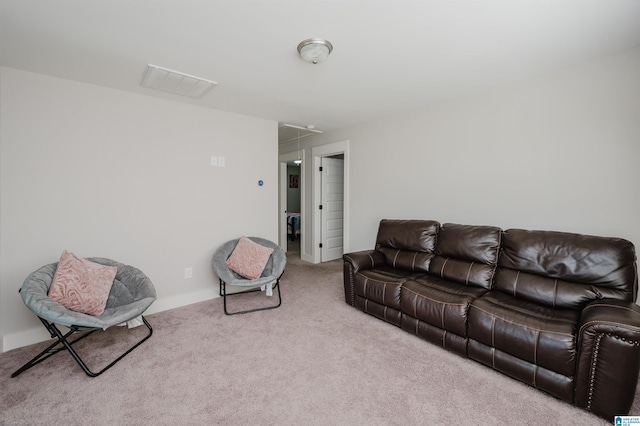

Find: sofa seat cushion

[468,291,578,377]
[400,277,487,337]
[355,269,415,310]
[363,265,426,280]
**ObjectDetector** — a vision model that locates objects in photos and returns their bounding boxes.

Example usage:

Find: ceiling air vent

[140,64,217,98]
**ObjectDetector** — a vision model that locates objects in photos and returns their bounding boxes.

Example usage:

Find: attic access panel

[140,64,217,98]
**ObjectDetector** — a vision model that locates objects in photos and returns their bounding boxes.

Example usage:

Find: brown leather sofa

[343,219,640,419]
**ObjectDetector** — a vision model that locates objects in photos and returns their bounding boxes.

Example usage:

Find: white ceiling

[2,1,640,144]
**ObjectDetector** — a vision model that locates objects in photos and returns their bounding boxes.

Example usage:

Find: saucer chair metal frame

[212,237,286,315]
[11,258,156,378]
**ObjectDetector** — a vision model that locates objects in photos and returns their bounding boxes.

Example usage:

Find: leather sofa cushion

[358,264,425,280]
[430,257,497,290]
[430,223,502,289]
[355,270,408,310]
[493,268,625,309]
[468,340,574,402]
[355,297,402,326]
[377,247,434,272]
[435,223,502,264]
[376,219,440,252]
[468,291,578,377]
[375,220,439,272]
[401,277,487,337]
[496,229,637,307]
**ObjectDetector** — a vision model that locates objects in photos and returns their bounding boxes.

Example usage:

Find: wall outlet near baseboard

[184,267,193,279]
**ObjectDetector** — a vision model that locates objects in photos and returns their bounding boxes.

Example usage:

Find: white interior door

[320,157,344,262]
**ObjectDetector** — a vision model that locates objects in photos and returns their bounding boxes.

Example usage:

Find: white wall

[0,67,278,351]
[283,47,640,254]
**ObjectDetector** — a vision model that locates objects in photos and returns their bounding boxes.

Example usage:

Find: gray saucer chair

[212,237,286,315]
[12,258,156,378]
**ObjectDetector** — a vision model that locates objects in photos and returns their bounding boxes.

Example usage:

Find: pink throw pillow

[48,250,117,316]
[226,237,274,280]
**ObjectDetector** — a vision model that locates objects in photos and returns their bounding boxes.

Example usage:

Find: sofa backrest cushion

[495,229,638,308]
[430,223,502,289]
[375,219,440,272]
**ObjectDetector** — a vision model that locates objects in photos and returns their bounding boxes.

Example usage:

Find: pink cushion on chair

[226,236,275,280]
[48,250,117,316]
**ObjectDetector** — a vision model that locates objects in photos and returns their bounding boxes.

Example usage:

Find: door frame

[312,140,350,264]
[278,150,305,255]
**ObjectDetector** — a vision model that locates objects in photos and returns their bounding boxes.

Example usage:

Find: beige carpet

[1,255,638,425]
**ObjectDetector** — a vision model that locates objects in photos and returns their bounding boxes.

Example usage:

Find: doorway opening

[278,124,323,261]
[312,140,350,263]
[278,151,305,259]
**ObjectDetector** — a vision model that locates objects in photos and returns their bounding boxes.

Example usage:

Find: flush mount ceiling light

[297,38,333,64]
[140,64,217,98]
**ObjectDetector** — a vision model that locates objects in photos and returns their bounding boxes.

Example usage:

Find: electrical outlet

[184,267,193,279]
[218,156,225,167]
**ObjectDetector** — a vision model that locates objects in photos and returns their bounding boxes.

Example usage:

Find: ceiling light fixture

[297,38,333,64]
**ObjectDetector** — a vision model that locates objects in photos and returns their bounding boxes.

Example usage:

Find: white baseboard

[1,288,220,353]
[144,287,218,316]
[2,327,52,353]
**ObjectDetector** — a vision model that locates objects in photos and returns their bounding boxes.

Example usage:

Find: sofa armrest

[575,299,640,419]
[342,250,386,306]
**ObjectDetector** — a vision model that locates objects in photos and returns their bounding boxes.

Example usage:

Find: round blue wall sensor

[258,180,264,186]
